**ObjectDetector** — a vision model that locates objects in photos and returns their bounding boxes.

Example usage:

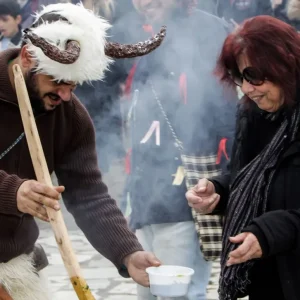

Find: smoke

[72,1,239,224]
[216,0,274,25]
[71,2,285,227]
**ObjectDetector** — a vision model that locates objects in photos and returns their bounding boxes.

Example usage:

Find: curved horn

[24,31,80,64]
[105,26,166,59]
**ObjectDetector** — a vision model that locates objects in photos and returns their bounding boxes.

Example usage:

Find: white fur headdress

[23,2,166,84]
[26,3,111,84]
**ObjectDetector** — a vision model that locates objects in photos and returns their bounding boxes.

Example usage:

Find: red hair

[216,15,300,105]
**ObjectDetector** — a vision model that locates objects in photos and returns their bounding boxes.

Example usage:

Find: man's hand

[17,180,65,222]
[124,251,161,287]
[185,178,220,214]
[227,232,262,267]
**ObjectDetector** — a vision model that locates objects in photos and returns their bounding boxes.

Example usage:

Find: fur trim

[26,3,113,84]
[0,254,50,300]
[287,0,300,21]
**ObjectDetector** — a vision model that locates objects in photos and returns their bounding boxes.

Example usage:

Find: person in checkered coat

[125,1,237,299]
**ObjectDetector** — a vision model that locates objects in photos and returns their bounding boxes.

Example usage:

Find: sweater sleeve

[0,170,26,216]
[55,100,143,274]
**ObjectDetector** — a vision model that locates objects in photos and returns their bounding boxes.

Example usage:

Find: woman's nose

[241,79,255,95]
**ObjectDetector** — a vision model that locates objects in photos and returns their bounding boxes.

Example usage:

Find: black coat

[212,102,300,300]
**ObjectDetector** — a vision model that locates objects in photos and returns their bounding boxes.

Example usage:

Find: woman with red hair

[186,15,300,300]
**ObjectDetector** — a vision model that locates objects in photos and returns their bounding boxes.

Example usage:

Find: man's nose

[57,88,72,102]
[241,79,255,95]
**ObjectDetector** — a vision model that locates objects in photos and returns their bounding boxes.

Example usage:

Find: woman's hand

[185,178,220,214]
[227,232,263,266]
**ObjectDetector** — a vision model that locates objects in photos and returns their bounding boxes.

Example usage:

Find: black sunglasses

[229,67,265,87]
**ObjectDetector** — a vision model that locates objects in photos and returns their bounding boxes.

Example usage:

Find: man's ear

[16,15,22,26]
[19,45,34,69]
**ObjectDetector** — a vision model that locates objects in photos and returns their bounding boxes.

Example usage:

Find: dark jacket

[0,49,142,269]
[212,101,300,300]
[128,10,237,230]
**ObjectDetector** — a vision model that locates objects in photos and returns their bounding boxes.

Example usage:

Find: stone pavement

[38,228,221,300]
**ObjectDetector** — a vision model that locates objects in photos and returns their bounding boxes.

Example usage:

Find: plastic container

[146,265,194,297]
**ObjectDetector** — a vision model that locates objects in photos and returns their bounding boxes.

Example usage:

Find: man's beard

[25,70,47,115]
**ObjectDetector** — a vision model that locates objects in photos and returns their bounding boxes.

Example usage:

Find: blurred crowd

[2,1,300,34]
[1,0,300,173]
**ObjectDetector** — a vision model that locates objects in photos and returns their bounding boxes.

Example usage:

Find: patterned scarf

[219,103,300,300]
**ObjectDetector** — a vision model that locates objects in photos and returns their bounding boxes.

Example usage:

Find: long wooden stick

[13,64,95,300]
[0,286,13,300]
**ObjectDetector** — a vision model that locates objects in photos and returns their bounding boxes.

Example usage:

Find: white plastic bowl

[146,265,194,297]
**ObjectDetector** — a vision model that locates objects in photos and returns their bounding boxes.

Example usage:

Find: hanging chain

[149,80,184,151]
[0,133,25,160]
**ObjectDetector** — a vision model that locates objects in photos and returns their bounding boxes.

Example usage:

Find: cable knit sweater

[0,48,142,270]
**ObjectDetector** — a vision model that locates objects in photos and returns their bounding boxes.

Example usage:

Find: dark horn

[24,31,80,64]
[104,26,166,59]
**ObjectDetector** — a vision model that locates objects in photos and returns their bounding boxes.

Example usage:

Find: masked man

[0,3,165,300]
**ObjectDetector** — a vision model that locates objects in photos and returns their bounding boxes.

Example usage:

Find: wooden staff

[0,285,13,300]
[12,64,95,300]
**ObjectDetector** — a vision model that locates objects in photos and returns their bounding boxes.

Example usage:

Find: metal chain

[149,80,184,151]
[0,133,25,160]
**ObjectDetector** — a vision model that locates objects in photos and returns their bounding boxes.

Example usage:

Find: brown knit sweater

[0,49,143,270]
